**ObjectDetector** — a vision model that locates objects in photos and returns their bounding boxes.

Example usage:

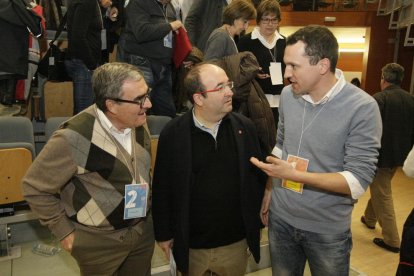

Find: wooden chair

[0,117,37,259]
[0,148,37,260]
[43,81,74,119]
[0,148,31,206]
[146,115,172,172]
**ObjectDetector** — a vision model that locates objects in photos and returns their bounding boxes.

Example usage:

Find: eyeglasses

[260,17,278,24]
[195,81,234,94]
[108,88,151,108]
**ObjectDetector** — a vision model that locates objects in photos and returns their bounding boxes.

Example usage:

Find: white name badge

[124,183,149,219]
[164,31,173,48]
[269,62,283,85]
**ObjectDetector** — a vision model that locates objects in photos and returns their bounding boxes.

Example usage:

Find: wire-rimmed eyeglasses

[108,88,151,108]
[195,81,234,94]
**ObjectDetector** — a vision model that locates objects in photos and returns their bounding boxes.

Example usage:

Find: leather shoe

[373,238,400,253]
[360,216,375,229]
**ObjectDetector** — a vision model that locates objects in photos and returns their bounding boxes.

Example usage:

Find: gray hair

[92,62,144,111]
[382,63,404,85]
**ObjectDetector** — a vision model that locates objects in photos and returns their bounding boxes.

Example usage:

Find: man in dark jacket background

[184,0,229,52]
[119,0,183,117]
[152,63,266,275]
[362,63,414,253]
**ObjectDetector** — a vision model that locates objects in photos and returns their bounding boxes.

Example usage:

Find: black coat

[0,0,42,78]
[66,0,102,70]
[374,85,414,168]
[152,111,266,272]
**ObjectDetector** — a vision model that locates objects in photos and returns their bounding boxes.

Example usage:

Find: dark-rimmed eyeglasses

[195,81,234,94]
[108,88,151,108]
[261,17,278,24]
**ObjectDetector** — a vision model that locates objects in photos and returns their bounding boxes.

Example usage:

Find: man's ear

[106,99,118,114]
[318,58,331,74]
[193,93,204,107]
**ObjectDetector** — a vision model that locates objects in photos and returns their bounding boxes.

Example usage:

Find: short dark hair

[222,0,256,25]
[351,77,361,87]
[286,25,338,73]
[92,62,144,112]
[256,0,281,25]
[382,63,404,85]
[183,63,207,104]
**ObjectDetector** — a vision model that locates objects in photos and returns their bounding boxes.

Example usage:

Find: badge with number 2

[124,183,148,219]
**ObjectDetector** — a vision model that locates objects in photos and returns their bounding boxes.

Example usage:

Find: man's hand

[170,20,183,32]
[157,239,173,260]
[109,7,118,22]
[260,188,271,226]
[60,232,75,252]
[260,177,274,226]
[251,156,352,195]
[250,156,296,180]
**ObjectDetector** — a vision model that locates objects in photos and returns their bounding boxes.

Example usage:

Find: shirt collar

[301,69,346,105]
[192,108,222,138]
[251,27,284,49]
[96,107,132,136]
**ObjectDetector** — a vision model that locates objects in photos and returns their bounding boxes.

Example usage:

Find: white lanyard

[297,100,328,156]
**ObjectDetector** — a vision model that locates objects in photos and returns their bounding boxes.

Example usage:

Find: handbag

[37,14,71,82]
[173,27,192,68]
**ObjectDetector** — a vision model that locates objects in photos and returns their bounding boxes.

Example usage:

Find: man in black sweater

[362,63,414,253]
[152,63,267,275]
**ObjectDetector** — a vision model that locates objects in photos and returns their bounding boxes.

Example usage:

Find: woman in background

[204,0,256,60]
[238,0,285,129]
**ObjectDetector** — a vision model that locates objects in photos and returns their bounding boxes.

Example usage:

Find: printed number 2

[126,190,137,208]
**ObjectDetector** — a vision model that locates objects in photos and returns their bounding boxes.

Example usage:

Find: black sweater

[0,0,42,78]
[374,85,414,168]
[189,118,244,249]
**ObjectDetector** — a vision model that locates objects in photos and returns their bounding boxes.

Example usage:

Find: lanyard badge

[124,183,149,219]
[282,154,309,194]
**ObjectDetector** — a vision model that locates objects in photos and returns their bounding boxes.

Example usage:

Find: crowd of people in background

[4,0,413,275]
